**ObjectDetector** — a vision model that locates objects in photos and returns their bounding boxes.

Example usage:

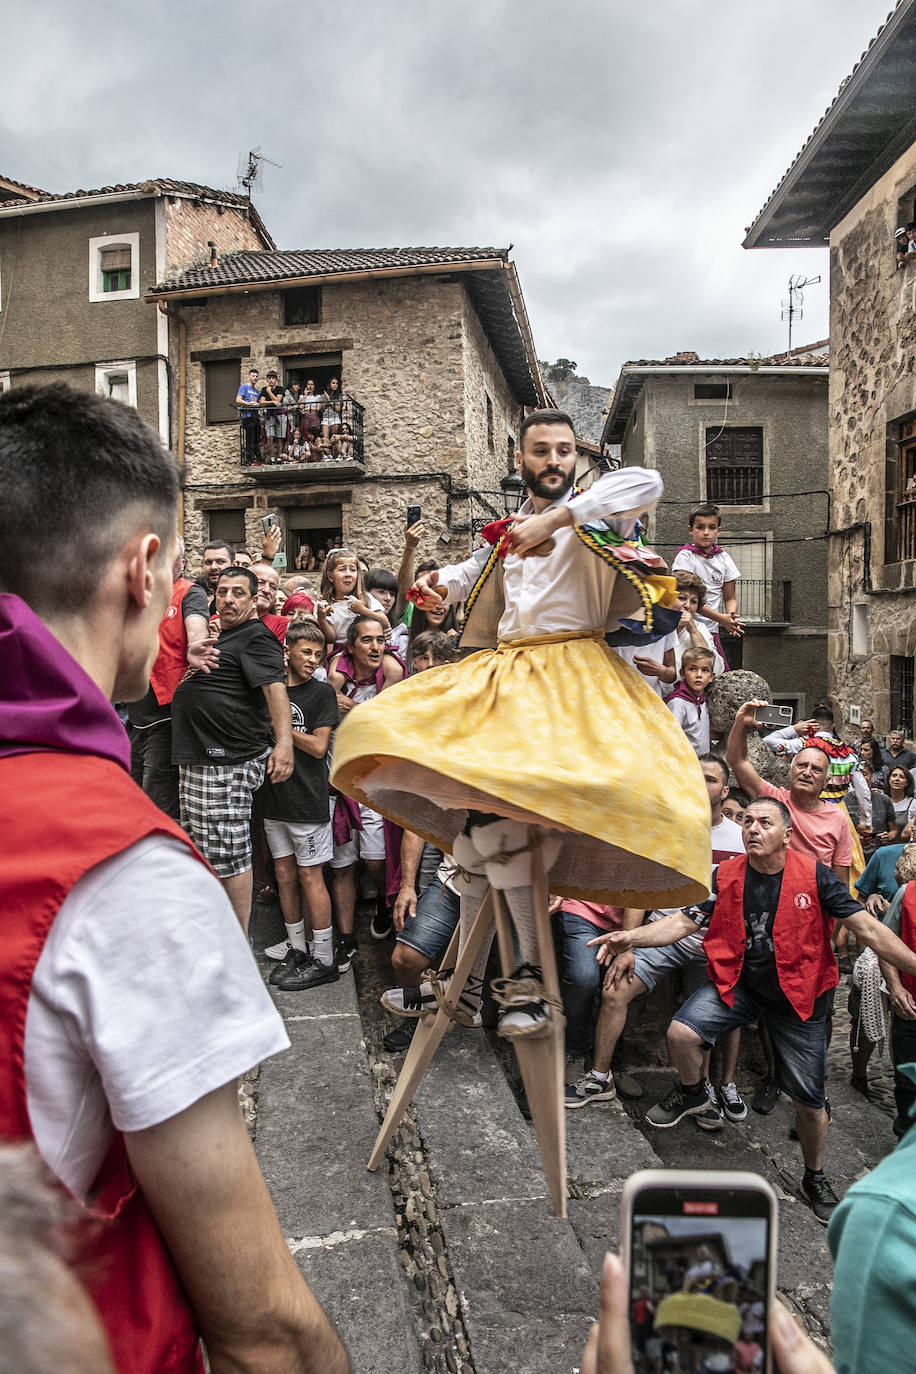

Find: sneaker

[695,1080,724,1132]
[718,1082,748,1123]
[383,1020,417,1053]
[268,945,302,986]
[370,911,393,941]
[380,982,435,1018]
[564,1071,617,1109]
[272,949,339,992]
[335,938,358,973]
[612,1069,644,1100]
[801,1171,840,1225]
[492,963,550,1039]
[645,1081,709,1129]
[263,939,291,962]
[751,1078,780,1115]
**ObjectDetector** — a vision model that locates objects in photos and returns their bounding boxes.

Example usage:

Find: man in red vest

[591,795,916,1225]
[125,542,214,819]
[0,384,348,1373]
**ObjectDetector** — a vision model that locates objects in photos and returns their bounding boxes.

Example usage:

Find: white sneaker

[264,939,291,961]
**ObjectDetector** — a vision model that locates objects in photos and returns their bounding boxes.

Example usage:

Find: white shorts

[264,818,333,867]
[331,798,386,866]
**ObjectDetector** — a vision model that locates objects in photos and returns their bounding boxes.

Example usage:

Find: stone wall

[827,139,916,734]
[176,274,511,574]
[461,289,525,528]
[163,196,265,276]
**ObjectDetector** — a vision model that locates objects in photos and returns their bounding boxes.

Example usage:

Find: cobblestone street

[246,902,900,1373]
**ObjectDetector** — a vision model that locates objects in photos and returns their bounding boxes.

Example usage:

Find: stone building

[0,176,272,443]
[147,248,544,570]
[744,0,916,736]
[601,350,830,713]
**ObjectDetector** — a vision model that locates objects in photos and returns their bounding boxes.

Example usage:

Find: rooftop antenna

[780,273,821,354]
[236,148,281,199]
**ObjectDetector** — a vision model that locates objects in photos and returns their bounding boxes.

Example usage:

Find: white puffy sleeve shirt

[436,467,663,642]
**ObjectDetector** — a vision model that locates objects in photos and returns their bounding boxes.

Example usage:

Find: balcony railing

[736,579,791,624]
[238,394,364,471]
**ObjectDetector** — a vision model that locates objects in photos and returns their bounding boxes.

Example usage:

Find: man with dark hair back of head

[593,793,916,1226]
[0,384,347,1374]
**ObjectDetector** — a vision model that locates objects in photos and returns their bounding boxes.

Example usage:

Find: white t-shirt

[612,631,679,698]
[25,835,289,1201]
[671,548,741,626]
[668,693,710,756]
[672,623,725,677]
[326,592,387,645]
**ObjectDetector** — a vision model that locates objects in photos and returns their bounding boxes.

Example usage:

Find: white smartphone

[620,1169,778,1374]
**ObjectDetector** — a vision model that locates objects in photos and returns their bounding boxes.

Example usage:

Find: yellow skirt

[331,634,711,909]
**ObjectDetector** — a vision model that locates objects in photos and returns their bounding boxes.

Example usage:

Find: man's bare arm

[726,700,766,800]
[291,723,332,759]
[262,682,294,782]
[125,1083,350,1374]
[393,831,425,930]
[845,911,916,979]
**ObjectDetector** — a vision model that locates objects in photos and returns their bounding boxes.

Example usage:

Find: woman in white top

[886,765,916,839]
[300,379,326,436]
[321,376,343,438]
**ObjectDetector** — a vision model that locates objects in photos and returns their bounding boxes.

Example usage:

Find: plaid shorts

[179,753,269,878]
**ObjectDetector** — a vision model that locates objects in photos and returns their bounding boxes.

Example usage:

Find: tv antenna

[236,148,281,199]
[780,273,821,353]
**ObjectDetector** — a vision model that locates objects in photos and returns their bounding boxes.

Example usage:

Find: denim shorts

[633,942,709,996]
[397,878,460,962]
[674,981,827,1108]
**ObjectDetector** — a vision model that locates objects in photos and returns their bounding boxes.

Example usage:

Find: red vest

[899,883,916,999]
[704,852,838,1021]
[0,751,206,1374]
[150,578,194,706]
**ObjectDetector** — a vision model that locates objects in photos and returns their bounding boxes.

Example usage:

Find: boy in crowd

[672,569,726,675]
[667,646,715,755]
[366,568,408,656]
[672,503,744,657]
[721,790,749,826]
[260,621,341,990]
[410,629,456,672]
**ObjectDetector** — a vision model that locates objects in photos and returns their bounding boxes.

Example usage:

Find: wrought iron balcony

[736,579,791,625]
[238,394,365,480]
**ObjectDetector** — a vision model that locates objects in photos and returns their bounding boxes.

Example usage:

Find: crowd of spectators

[896,223,916,269]
[235,368,358,466]
[11,384,916,1373]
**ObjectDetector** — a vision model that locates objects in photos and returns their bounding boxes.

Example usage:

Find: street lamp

[500,469,526,514]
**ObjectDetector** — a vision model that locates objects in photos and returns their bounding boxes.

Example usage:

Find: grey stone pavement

[248,901,901,1374]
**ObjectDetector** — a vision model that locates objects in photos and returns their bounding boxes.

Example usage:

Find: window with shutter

[705,427,763,505]
[205,360,243,425]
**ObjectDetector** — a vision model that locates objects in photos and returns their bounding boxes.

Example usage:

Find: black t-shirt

[171,618,285,765]
[126,583,210,728]
[259,678,340,822]
[260,385,283,409]
[692,860,862,1018]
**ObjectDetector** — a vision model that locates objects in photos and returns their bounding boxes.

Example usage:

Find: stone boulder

[707,670,790,787]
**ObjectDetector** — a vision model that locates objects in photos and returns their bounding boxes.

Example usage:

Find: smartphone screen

[626,1177,774,1374]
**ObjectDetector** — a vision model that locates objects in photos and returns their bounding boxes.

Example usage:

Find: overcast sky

[4,1,896,387]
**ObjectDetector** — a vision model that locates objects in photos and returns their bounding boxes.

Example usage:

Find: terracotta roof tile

[150,245,507,293]
[0,177,252,210]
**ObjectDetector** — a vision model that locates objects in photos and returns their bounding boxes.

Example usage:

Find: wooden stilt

[367,890,495,1171]
[492,883,568,1219]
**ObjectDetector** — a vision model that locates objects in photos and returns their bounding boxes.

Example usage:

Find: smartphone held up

[621,1170,777,1374]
